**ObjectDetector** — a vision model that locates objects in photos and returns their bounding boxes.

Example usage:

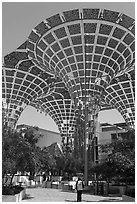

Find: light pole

[66,119,69,157]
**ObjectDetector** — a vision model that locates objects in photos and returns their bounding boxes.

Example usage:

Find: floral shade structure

[27,8,135,118]
[2,42,56,127]
[104,68,135,128]
[30,80,76,146]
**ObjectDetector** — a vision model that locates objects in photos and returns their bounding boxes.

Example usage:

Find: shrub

[108,187,119,194]
[124,188,135,198]
[2,185,24,195]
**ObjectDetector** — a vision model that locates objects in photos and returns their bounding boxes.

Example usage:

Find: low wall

[2,188,26,202]
[51,176,62,181]
[109,185,135,196]
[45,181,52,188]
[109,185,126,196]
[44,181,74,192]
[16,189,26,202]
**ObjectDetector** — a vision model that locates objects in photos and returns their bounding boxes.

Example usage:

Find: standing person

[75,177,84,202]
[42,172,46,188]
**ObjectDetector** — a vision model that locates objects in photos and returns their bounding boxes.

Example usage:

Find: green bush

[2,185,24,195]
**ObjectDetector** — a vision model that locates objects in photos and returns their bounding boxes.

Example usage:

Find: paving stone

[22,188,122,202]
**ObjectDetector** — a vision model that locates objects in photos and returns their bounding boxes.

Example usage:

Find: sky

[2,1,135,132]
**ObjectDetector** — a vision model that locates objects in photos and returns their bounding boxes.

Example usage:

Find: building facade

[98,122,131,162]
[16,124,61,148]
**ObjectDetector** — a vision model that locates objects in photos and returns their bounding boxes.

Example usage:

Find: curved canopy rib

[27,8,135,115]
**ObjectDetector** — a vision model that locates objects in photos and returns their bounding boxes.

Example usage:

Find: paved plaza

[22,188,122,202]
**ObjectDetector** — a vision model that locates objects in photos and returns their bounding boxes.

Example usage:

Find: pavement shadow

[98,198,122,202]
[22,194,34,200]
[61,189,76,193]
[65,199,77,202]
[66,200,94,202]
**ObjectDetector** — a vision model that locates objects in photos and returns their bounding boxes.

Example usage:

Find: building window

[111,133,117,141]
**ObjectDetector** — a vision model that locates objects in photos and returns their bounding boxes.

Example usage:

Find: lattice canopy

[2,43,113,133]
[2,8,135,131]
[30,80,76,143]
[104,69,135,128]
[2,43,56,126]
[27,8,135,111]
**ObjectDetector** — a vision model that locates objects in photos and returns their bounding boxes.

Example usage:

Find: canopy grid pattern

[27,8,135,128]
[2,8,135,139]
[2,44,113,139]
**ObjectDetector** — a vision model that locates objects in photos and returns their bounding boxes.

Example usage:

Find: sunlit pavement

[22,188,122,202]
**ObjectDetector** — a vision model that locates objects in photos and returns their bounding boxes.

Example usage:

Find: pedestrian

[75,177,84,202]
[42,172,46,188]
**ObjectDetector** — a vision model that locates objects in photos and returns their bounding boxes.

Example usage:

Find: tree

[2,127,24,182]
[53,153,84,179]
[37,147,56,175]
[89,131,135,184]
[21,126,42,147]
[2,125,43,185]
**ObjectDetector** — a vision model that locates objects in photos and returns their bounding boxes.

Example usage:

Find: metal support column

[84,105,88,186]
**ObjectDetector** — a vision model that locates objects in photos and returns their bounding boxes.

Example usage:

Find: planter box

[109,185,126,196]
[2,189,26,202]
[46,181,52,188]
[51,176,62,181]
[122,195,135,202]
[52,184,58,189]
[41,181,46,188]
[62,184,69,191]
[58,184,62,189]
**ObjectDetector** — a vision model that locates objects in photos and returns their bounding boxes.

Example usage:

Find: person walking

[75,177,84,202]
[42,172,46,188]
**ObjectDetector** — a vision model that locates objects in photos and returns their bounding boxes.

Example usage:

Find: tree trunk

[2,173,8,185]
[107,178,109,195]
[10,174,15,186]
